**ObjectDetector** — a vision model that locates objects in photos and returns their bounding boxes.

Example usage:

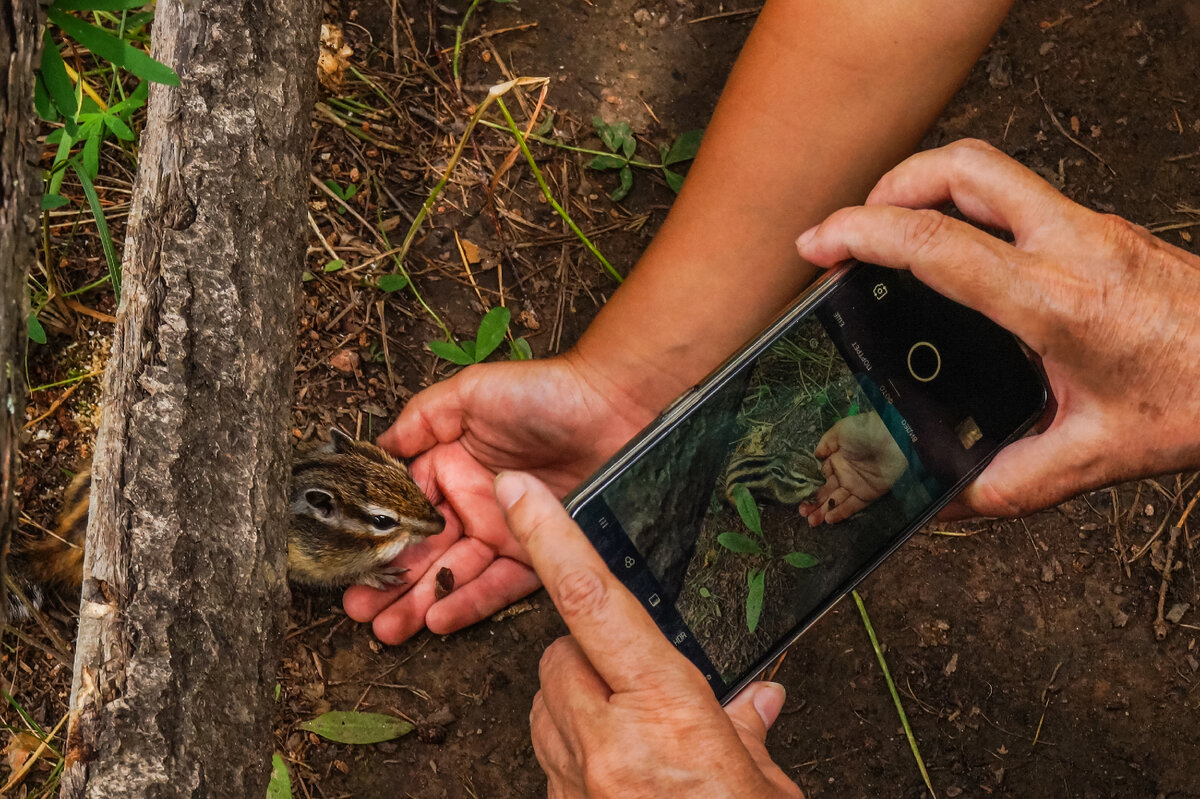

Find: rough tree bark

[0,0,42,627]
[60,0,319,794]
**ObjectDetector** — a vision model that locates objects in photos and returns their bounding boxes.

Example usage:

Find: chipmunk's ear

[328,428,354,453]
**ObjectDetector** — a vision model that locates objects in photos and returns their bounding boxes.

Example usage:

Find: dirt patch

[10,0,1199,797]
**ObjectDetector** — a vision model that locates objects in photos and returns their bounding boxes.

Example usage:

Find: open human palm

[342,356,654,644]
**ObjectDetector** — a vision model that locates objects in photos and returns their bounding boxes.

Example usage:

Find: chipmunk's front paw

[357,566,410,590]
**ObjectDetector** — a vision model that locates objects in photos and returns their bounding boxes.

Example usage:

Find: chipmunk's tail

[7,463,89,623]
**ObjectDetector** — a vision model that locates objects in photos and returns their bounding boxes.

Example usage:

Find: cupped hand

[800,411,908,525]
[494,470,803,798]
[343,355,657,644]
[796,139,1200,518]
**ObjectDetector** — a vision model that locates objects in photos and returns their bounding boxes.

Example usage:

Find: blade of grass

[493,96,622,283]
[71,159,122,302]
[452,0,485,88]
[853,590,937,798]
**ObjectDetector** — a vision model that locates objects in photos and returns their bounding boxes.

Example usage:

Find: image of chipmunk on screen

[7,429,444,621]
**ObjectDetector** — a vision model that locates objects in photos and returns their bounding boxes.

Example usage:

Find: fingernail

[795,225,818,251]
[493,471,528,511]
[753,682,787,728]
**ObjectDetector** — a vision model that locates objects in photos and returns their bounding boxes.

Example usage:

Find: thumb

[724,681,787,745]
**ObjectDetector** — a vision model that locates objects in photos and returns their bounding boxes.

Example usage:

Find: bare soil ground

[9,1,1200,797]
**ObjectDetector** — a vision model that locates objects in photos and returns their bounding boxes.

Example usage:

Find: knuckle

[538,636,574,683]
[902,209,951,258]
[553,566,610,620]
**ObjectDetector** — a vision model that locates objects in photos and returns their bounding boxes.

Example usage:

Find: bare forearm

[570,0,1011,413]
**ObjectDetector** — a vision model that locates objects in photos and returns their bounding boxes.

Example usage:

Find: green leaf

[103,112,135,141]
[621,131,636,159]
[71,159,121,301]
[53,0,152,9]
[474,306,510,360]
[746,569,765,634]
[662,168,685,194]
[730,484,762,536]
[586,154,626,171]
[783,551,819,569]
[82,121,102,180]
[343,183,358,200]
[301,270,316,282]
[48,8,180,86]
[611,165,634,202]
[266,753,291,799]
[34,75,57,122]
[846,403,860,417]
[323,178,344,197]
[663,129,703,165]
[532,109,555,137]
[27,314,47,345]
[298,710,414,745]
[108,80,148,117]
[717,532,763,556]
[698,587,712,599]
[509,336,532,361]
[377,273,407,292]
[40,31,79,132]
[429,339,474,365]
[323,259,344,273]
[41,193,71,210]
[459,339,478,362]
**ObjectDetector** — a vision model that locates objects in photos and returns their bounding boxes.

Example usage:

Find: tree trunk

[0,0,42,628]
[59,0,319,794]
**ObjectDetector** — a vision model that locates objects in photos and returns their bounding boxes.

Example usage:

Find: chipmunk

[6,429,444,622]
[723,448,825,507]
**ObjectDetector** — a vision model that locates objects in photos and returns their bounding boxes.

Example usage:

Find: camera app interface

[573,265,1044,692]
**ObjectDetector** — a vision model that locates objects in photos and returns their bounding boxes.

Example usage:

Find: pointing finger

[494,471,698,693]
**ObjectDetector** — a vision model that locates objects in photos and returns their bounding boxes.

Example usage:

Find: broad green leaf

[620,131,636,159]
[730,484,762,537]
[53,0,151,10]
[71,159,121,301]
[323,178,343,196]
[82,121,102,180]
[717,532,763,556]
[48,9,180,86]
[474,306,510,360]
[41,193,71,210]
[343,183,358,200]
[611,165,633,202]
[298,710,413,745]
[429,340,473,365]
[266,753,291,799]
[40,31,78,132]
[532,109,555,137]
[377,273,407,292]
[27,314,47,345]
[592,116,616,150]
[586,154,626,171]
[323,259,344,273]
[459,339,478,362]
[301,270,316,282]
[663,129,703,165]
[698,587,712,599]
[103,112,135,140]
[746,569,765,634]
[509,336,532,361]
[34,76,57,122]
[662,168,685,194]
[783,551,819,569]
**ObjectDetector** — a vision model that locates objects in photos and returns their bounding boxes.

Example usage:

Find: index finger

[493,471,697,693]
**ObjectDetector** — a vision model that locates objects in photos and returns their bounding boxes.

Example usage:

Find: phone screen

[567,264,1046,700]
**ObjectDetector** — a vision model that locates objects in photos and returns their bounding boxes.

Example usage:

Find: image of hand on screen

[800,411,909,526]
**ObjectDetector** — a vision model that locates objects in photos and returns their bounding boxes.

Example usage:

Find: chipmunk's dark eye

[371,515,398,532]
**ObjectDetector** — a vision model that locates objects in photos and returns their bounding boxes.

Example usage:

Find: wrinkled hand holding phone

[348,140,1200,796]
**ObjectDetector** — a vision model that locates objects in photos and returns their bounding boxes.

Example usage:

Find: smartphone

[563,262,1048,703]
